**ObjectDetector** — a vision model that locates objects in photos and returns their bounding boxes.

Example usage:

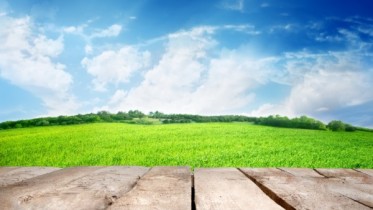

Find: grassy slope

[0,123,372,168]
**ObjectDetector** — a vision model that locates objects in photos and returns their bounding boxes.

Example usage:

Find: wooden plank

[314,169,373,208]
[279,168,324,178]
[194,168,284,210]
[240,168,292,178]
[109,166,191,210]
[357,169,373,177]
[316,168,368,178]
[0,167,20,174]
[0,166,149,210]
[241,168,371,210]
[325,180,373,208]
[0,167,60,187]
[280,168,373,206]
[316,168,373,184]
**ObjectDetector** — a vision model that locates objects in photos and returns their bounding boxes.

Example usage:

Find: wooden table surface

[0,166,372,210]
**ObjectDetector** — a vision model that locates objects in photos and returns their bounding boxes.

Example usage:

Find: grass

[0,123,372,168]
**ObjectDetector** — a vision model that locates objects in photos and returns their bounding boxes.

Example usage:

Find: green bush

[327,120,346,131]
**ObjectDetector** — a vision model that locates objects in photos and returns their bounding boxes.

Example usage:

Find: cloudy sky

[1,0,373,127]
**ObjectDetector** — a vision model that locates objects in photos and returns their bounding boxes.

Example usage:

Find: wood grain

[0,167,60,187]
[194,168,283,210]
[0,166,148,210]
[241,168,371,210]
[109,166,191,210]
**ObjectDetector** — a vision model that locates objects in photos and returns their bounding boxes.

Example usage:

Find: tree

[345,124,356,132]
[97,111,113,122]
[327,120,346,131]
[128,110,145,119]
[36,120,49,126]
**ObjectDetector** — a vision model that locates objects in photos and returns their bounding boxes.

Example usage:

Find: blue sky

[1,0,373,127]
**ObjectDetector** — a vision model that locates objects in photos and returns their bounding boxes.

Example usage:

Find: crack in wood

[340,193,373,209]
[191,174,196,210]
[102,167,151,210]
[353,169,372,177]
[237,168,296,210]
[313,169,328,178]
[276,168,296,176]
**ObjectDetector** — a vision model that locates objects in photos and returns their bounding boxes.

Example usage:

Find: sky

[1,0,373,127]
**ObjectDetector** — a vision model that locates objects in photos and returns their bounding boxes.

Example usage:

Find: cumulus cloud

[101,27,216,112]
[99,26,272,114]
[81,46,151,91]
[0,14,79,115]
[187,50,272,114]
[32,35,64,57]
[287,71,372,111]
[251,52,373,118]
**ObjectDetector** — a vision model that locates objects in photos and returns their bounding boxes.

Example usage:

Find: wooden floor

[0,167,372,210]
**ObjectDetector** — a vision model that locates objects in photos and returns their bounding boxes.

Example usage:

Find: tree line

[0,110,370,132]
[0,110,145,129]
[254,115,361,131]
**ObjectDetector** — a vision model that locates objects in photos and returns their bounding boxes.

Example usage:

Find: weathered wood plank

[239,168,291,177]
[109,166,191,210]
[315,168,368,178]
[0,166,149,210]
[279,168,372,207]
[279,168,324,178]
[325,179,373,208]
[315,168,373,208]
[0,167,20,174]
[194,168,284,210]
[241,168,371,210]
[357,169,373,177]
[0,167,60,187]
[316,168,373,184]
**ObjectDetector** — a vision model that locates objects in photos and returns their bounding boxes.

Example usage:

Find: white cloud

[62,23,88,35]
[63,26,78,33]
[287,71,372,112]
[0,14,79,115]
[269,24,298,33]
[223,24,261,35]
[102,27,215,112]
[62,23,122,54]
[221,0,244,12]
[129,16,137,20]
[100,26,272,114]
[81,46,151,91]
[91,24,122,38]
[32,35,64,57]
[84,44,93,54]
[185,51,270,114]
[252,52,373,118]
[108,90,128,105]
[315,33,343,42]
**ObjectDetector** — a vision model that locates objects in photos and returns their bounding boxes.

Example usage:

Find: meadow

[0,123,372,168]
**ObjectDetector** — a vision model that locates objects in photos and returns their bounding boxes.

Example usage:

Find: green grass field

[0,123,372,168]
